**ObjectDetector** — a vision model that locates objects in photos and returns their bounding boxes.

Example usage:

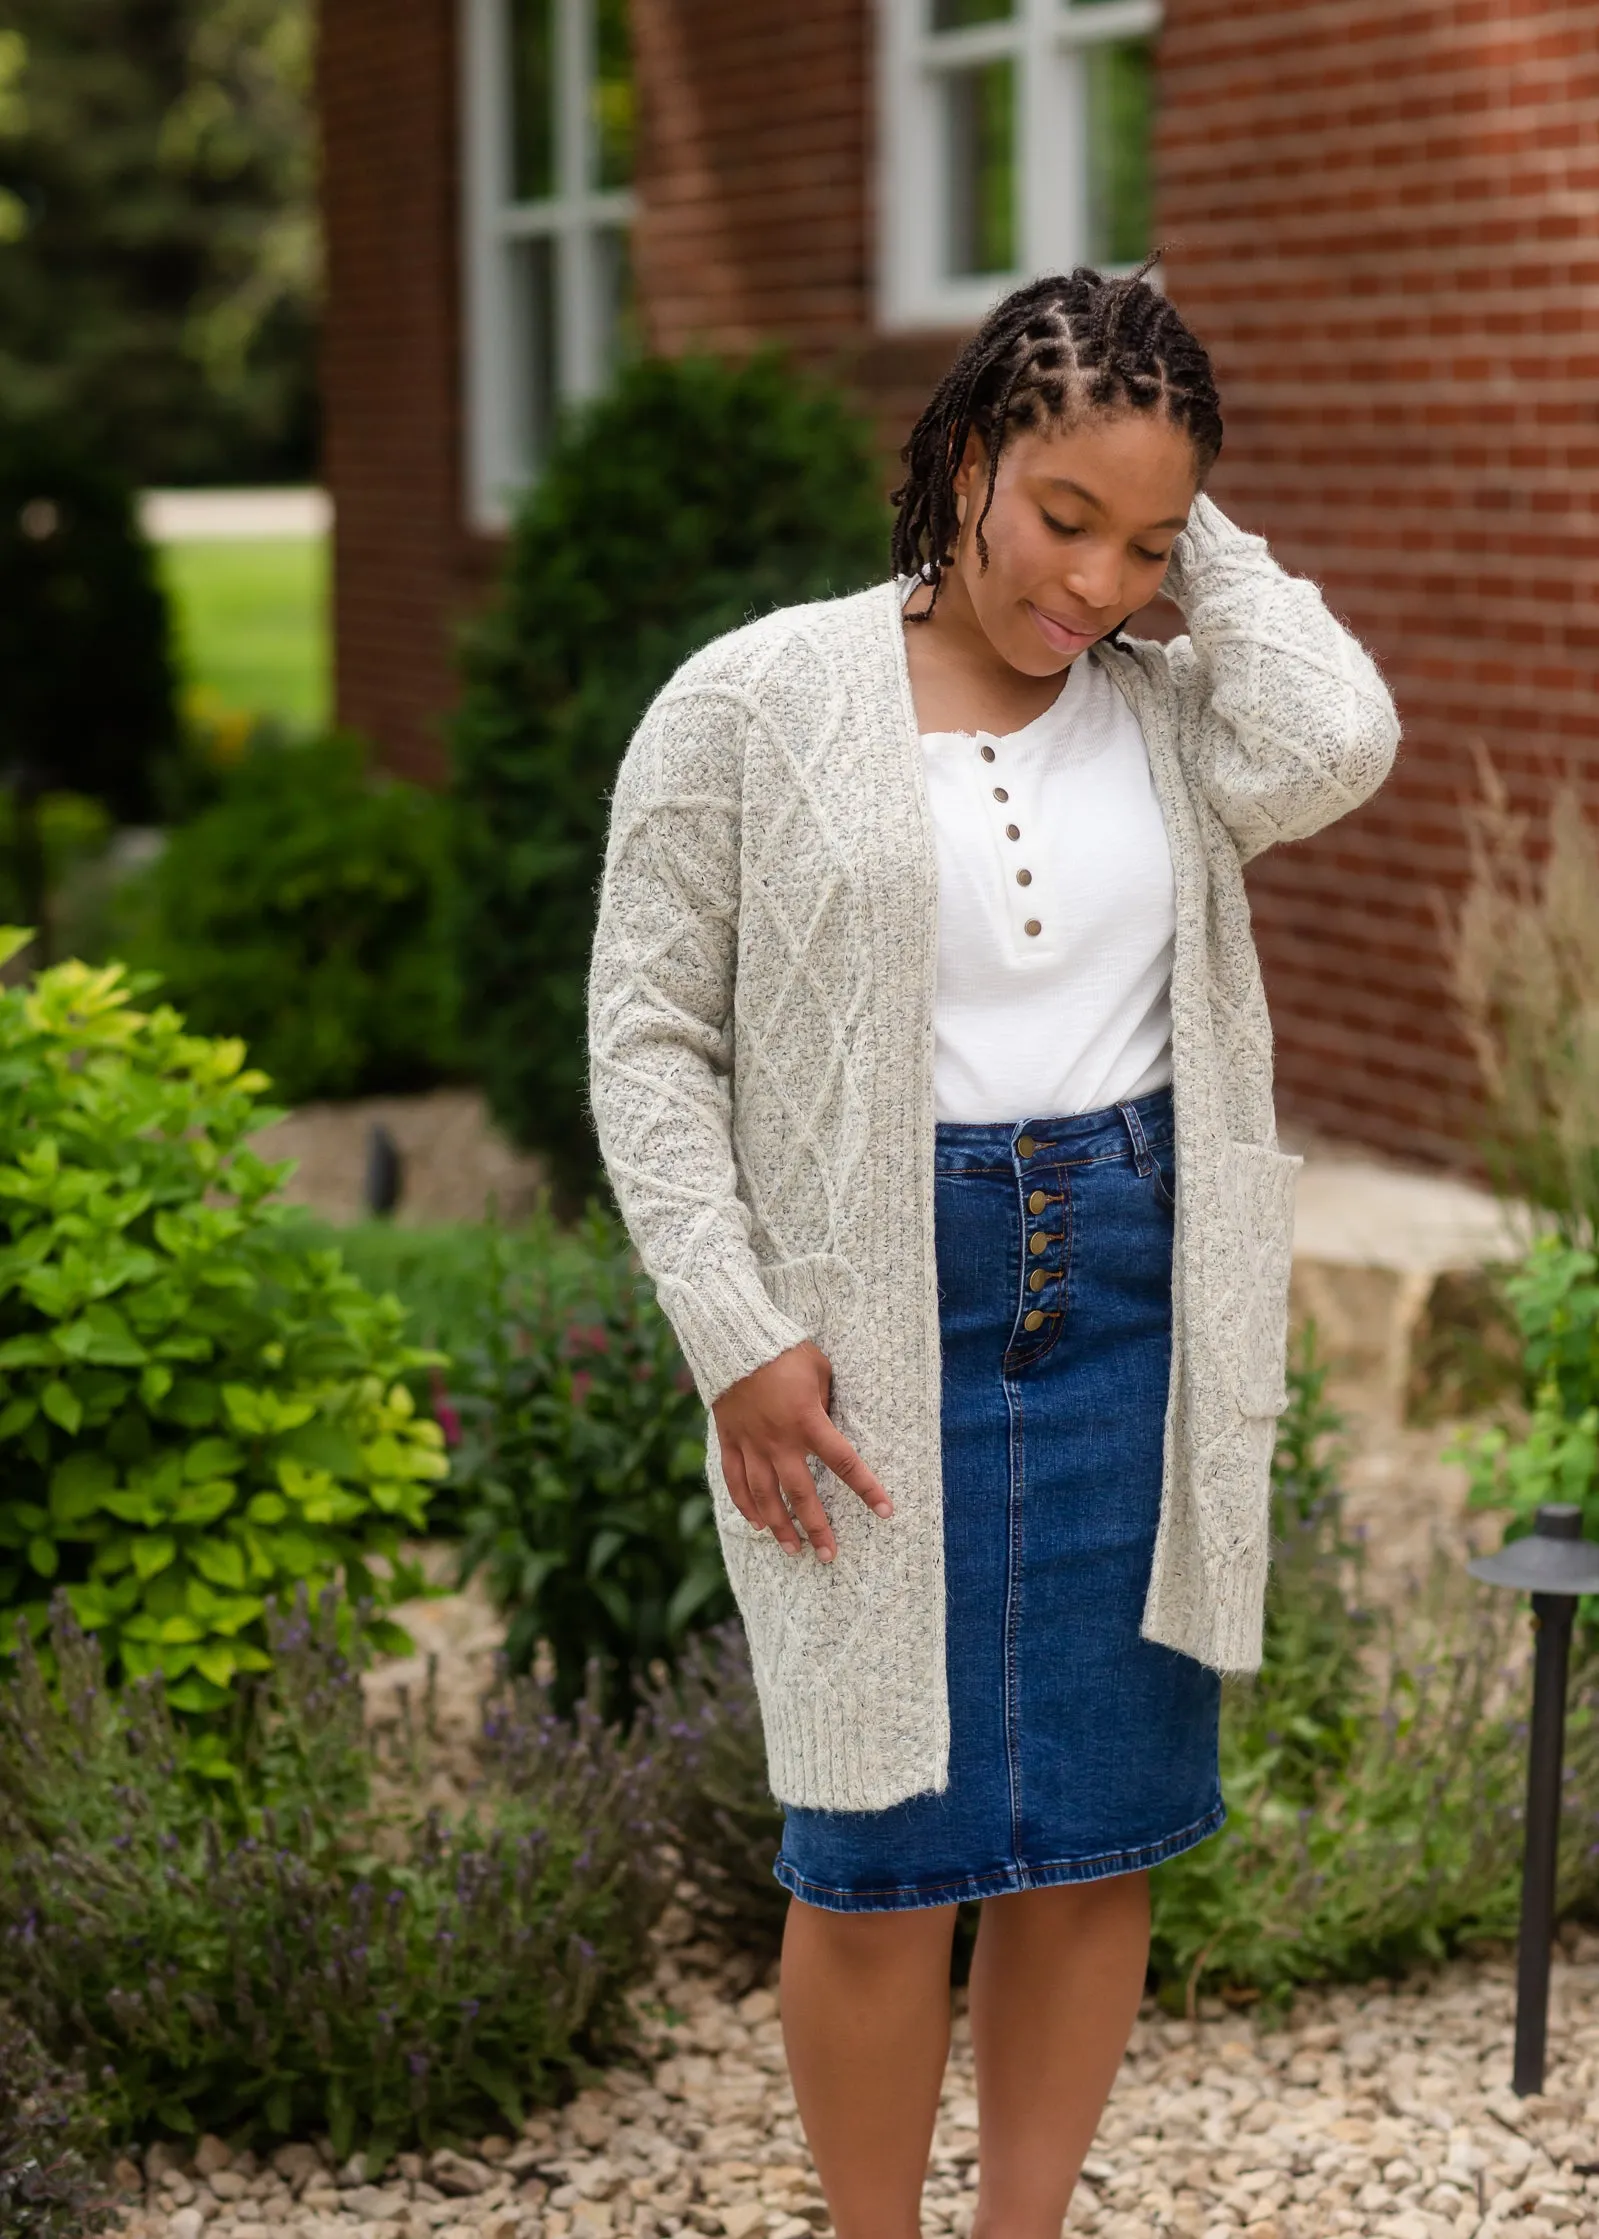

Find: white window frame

[877,0,1162,334]
[461,0,635,531]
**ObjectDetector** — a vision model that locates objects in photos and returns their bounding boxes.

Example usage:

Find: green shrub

[0,948,447,1732]
[1456,1233,1599,1620]
[115,734,460,1105]
[452,350,891,1196]
[449,1206,723,1720]
[0,420,177,822]
[1148,1333,1599,2007]
[324,1216,590,1359]
[0,1594,673,2157]
[0,2007,111,2239]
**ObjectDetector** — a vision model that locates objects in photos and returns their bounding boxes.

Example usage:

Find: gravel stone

[427,2156,494,2200]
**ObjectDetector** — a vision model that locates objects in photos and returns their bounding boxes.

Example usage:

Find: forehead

[1002,412,1199,521]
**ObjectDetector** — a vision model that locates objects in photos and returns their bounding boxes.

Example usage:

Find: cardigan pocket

[1215,1141,1301,1417]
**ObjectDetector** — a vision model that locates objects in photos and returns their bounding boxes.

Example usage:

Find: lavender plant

[641,1620,787,1956]
[0,2009,112,2239]
[0,1594,674,2159]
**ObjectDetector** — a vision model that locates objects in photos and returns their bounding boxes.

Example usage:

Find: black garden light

[1468,1502,1599,2095]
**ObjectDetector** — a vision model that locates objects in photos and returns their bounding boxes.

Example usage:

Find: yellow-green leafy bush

[0,944,446,1722]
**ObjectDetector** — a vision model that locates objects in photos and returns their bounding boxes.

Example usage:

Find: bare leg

[779,1894,959,2239]
[968,1872,1151,2239]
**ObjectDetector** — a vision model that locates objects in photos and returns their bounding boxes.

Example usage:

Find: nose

[1060,539,1125,617]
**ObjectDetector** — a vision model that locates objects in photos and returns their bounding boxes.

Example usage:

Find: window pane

[943,60,1016,276]
[510,0,556,201]
[592,0,634,189]
[1085,38,1153,266]
[511,235,560,468]
[931,0,1013,26]
[594,225,638,375]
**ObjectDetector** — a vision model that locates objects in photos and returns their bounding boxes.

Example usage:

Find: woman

[588,267,1398,2239]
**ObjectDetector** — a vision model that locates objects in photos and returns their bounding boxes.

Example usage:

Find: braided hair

[891,260,1223,615]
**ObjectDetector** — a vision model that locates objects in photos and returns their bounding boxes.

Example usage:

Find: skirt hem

[771,1795,1226,1915]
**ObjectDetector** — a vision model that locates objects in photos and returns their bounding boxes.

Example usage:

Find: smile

[1026,602,1102,656]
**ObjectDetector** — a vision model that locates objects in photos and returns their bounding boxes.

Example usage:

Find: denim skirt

[772,1085,1225,1913]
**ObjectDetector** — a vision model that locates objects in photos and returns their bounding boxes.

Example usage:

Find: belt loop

[1119,1098,1154,1178]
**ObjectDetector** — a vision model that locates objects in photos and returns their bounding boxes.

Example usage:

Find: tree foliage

[0,418,177,820]
[0,0,317,486]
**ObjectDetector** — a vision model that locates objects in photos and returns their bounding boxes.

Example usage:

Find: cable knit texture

[588,495,1399,1810]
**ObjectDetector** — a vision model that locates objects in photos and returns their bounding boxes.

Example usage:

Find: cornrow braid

[890,258,1224,615]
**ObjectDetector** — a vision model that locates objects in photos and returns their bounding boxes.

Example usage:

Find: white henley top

[920,647,1177,1125]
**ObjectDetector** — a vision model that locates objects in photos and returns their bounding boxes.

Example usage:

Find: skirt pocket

[1214,1140,1301,1417]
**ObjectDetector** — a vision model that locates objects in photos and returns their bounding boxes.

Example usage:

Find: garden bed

[105,1913,1599,2239]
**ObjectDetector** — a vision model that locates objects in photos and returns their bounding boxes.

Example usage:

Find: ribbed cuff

[656,1260,810,1408]
[1164,491,1268,609]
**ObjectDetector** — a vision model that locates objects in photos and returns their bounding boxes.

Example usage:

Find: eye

[1040,510,1082,539]
[1134,545,1171,565]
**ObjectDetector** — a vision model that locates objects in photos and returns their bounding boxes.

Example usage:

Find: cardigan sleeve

[1154,493,1400,864]
[587,675,811,1408]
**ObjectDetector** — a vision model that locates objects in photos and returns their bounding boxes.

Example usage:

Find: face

[946,410,1200,676]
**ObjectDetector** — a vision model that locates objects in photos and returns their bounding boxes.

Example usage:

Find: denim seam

[771,1797,1227,1913]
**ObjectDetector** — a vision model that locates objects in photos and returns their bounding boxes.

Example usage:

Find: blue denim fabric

[773,1085,1225,1913]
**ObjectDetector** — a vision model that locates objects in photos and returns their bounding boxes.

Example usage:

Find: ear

[949,428,988,502]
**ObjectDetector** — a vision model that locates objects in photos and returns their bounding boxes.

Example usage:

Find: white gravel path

[113,1909,1599,2239]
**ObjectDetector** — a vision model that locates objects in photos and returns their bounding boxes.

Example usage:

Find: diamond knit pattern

[588,495,1399,1811]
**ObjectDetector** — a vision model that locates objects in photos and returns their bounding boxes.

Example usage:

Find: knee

[784,1895,958,1971]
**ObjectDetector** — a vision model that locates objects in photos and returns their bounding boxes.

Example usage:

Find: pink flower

[564,1322,612,1359]
[429,1366,463,1448]
[571,1370,594,1406]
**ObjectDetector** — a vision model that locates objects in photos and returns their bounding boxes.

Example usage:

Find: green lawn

[157,536,330,732]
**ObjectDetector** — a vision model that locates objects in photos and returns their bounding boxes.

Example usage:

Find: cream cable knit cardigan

[588,495,1399,1812]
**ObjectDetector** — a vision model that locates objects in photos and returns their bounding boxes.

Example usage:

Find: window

[878,0,1160,332]
[462,0,635,529]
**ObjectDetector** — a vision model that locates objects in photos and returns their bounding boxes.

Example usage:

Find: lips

[1027,601,1103,656]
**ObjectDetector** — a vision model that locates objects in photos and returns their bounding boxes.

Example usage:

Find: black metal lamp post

[1469,1502,1599,2095]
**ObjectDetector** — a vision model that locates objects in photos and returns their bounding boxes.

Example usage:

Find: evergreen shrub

[0,947,447,1739]
[451,350,890,1196]
[0,420,176,821]
[115,734,460,1104]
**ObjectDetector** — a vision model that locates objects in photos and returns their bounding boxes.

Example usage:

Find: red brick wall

[632,0,959,475]
[1157,0,1599,1164]
[319,0,495,782]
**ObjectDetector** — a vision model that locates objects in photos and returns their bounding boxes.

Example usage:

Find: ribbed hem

[656,1261,809,1408]
[763,1663,951,1815]
[1163,492,1264,607]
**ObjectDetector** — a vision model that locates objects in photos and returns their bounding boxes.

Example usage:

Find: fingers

[773,1453,837,1565]
[742,1451,806,1556]
[807,1414,894,1518]
[719,1439,761,1529]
